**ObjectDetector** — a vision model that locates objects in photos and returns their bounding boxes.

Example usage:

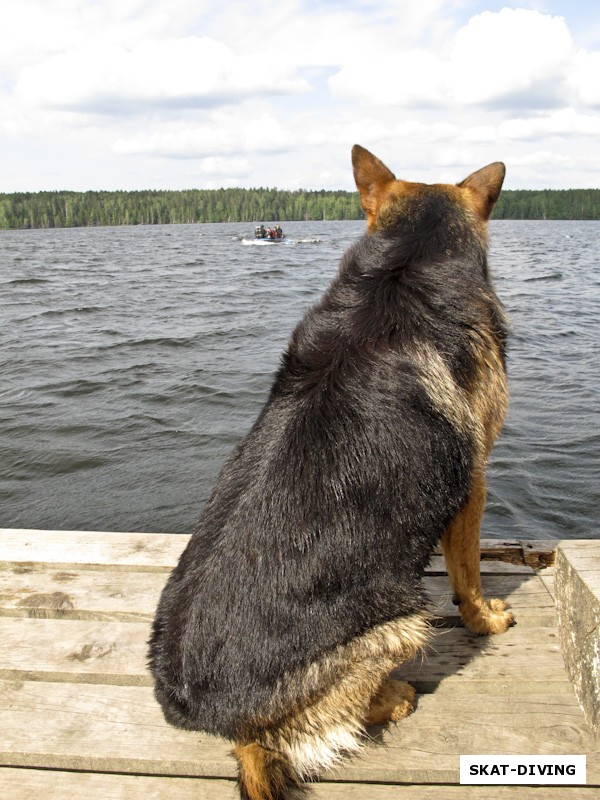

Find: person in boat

[255,225,267,239]
[275,224,283,239]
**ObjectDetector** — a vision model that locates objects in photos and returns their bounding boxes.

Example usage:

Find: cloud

[0,3,80,73]
[570,50,600,107]
[328,8,590,112]
[195,156,252,181]
[327,49,447,108]
[499,109,600,140]
[114,113,291,157]
[2,2,600,191]
[0,0,199,74]
[449,8,574,107]
[10,5,600,122]
[9,0,452,115]
[16,36,310,113]
[206,0,448,68]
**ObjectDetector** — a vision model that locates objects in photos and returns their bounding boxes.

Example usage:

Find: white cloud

[570,50,600,106]
[509,151,573,167]
[195,156,251,177]
[16,36,309,112]
[450,9,574,107]
[328,49,447,108]
[328,8,581,111]
[114,113,290,157]
[0,0,199,74]
[1,2,600,191]
[499,109,600,140]
[207,0,449,66]
[8,0,453,115]
[0,3,80,72]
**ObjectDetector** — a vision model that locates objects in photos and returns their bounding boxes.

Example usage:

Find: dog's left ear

[458,162,506,221]
[352,145,396,229]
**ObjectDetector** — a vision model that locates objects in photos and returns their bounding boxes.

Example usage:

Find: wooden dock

[0,529,598,798]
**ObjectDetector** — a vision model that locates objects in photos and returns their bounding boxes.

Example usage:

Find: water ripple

[1,219,598,538]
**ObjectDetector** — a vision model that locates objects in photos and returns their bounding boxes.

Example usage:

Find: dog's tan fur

[353,145,512,639]
[234,148,512,791]
[236,610,432,779]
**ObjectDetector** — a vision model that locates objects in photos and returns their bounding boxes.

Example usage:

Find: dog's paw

[460,597,515,635]
[489,598,510,613]
[366,679,416,726]
[386,679,416,721]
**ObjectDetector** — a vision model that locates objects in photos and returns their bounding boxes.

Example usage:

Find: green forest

[1,186,600,229]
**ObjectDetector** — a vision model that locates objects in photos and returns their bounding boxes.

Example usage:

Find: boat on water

[254,224,285,241]
[241,224,292,246]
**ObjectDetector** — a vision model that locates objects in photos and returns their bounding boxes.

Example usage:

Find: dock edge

[555,541,600,739]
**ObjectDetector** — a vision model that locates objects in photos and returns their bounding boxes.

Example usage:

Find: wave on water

[241,238,294,246]
[4,277,52,286]
[523,272,563,282]
[98,335,199,351]
[240,237,322,246]
[37,305,105,317]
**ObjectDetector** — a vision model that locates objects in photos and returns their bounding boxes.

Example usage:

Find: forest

[1,186,600,229]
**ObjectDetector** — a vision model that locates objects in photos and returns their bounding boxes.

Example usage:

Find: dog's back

[149,145,510,799]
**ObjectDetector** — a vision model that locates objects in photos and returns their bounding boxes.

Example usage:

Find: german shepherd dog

[149,145,513,799]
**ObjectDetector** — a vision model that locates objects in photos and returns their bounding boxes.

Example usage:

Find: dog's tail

[233,742,309,800]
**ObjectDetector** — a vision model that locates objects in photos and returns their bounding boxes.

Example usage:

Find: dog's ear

[458,162,505,221]
[352,145,396,230]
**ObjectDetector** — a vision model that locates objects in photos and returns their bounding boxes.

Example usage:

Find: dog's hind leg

[234,742,309,800]
[364,679,416,726]
[248,612,432,789]
[441,470,514,635]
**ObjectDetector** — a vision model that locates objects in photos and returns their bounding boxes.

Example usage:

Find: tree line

[492,189,600,220]
[0,188,362,229]
[1,187,600,229]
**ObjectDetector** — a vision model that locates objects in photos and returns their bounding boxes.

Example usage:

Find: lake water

[1,219,598,540]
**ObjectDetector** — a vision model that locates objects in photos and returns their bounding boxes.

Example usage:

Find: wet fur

[149,145,512,798]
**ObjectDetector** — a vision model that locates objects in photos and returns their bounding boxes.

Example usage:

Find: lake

[1,219,598,539]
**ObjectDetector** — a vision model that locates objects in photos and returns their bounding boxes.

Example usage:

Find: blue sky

[1,1,599,191]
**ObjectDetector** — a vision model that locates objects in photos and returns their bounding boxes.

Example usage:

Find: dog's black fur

[149,146,509,798]
[150,183,505,727]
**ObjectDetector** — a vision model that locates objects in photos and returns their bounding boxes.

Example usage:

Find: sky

[1,1,600,192]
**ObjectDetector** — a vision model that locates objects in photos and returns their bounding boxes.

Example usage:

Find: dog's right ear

[458,162,506,221]
[352,145,396,231]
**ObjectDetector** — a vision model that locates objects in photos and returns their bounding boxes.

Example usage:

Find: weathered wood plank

[0,530,189,572]
[0,769,239,800]
[1,681,596,784]
[0,617,569,688]
[556,542,600,738]
[0,568,164,622]
[0,531,555,572]
[0,680,232,777]
[520,541,558,570]
[0,568,555,624]
[397,623,568,690]
[427,555,533,575]
[363,691,597,782]
[1,533,597,797]
[539,572,556,601]
[434,539,556,571]
[556,540,600,551]
[1,768,598,800]
[0,618,152,685]
[426,573,556,624]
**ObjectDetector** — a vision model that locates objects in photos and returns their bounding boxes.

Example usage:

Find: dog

[149,145,513,799]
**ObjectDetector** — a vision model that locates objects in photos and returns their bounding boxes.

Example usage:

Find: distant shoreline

[2,187,600,229]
